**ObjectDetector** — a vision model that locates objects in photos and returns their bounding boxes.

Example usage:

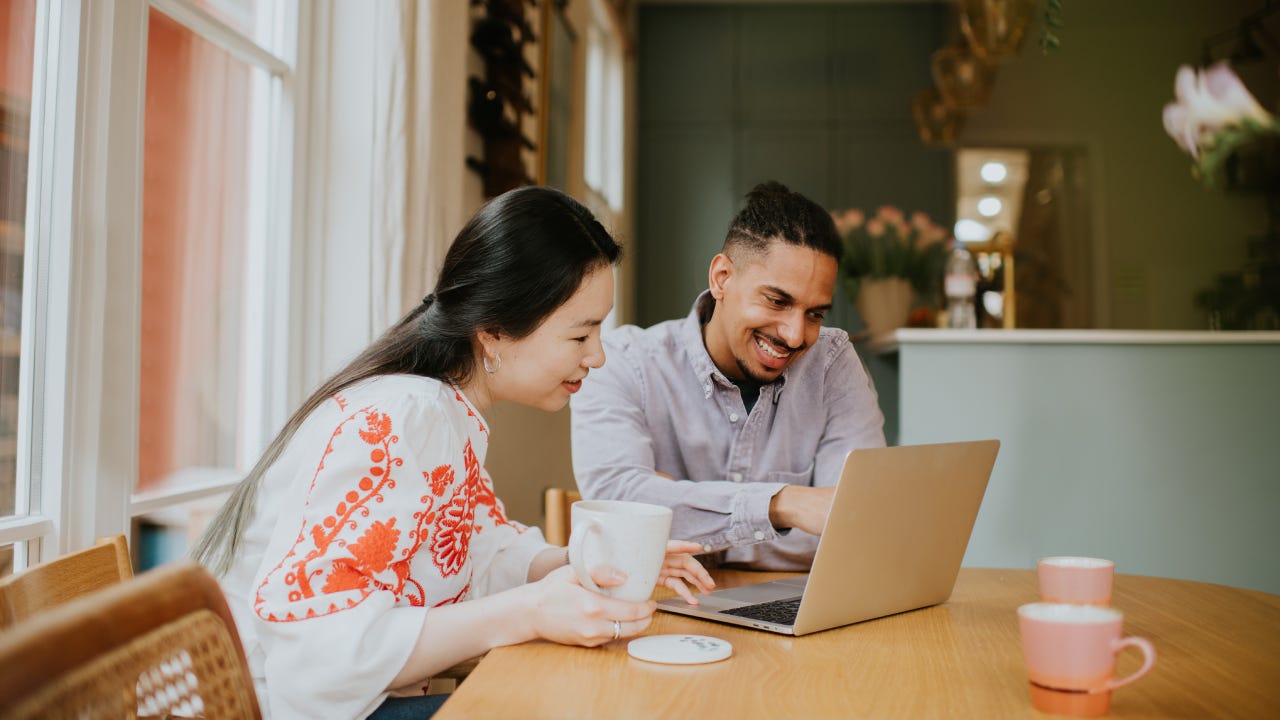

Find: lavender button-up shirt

[570,292,886,571]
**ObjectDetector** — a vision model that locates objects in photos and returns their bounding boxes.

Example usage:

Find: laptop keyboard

[721,597,802,625]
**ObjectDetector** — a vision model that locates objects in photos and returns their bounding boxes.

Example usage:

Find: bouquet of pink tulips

[830,206,951,300]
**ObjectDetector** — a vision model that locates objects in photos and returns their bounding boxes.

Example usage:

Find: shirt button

[754,531,765,541]
[729,413,740,423]
[729,472,742,482]
[702,544,713,553]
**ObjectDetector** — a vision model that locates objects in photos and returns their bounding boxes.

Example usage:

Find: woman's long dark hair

[192,187,621,575]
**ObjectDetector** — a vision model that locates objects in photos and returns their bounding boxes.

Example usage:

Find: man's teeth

[755,337,789,359]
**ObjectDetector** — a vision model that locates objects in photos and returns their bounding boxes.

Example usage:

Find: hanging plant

[1039,0,1064,54]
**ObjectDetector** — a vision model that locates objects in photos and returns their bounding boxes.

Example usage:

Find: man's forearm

[579,468,784,550]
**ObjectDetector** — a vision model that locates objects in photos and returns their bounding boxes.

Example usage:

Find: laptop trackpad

[707,580,802,606]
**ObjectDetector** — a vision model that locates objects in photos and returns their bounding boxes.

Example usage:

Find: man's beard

[735,356,781,385]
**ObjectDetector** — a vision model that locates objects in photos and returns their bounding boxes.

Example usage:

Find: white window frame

[584,0,625,212]
[0,0,300,568]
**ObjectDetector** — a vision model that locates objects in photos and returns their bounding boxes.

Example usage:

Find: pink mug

[1018,602,1157,717]
[1038,556,1114,605]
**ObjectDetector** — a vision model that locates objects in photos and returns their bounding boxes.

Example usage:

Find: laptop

[657,439,1000,636]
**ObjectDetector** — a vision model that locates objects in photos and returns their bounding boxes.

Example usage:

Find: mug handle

[1097,636,1157,693]
[568,518,604,594]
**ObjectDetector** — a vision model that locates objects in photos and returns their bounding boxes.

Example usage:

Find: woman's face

[485,265,614,412]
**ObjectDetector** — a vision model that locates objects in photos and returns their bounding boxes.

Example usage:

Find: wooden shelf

[469,75,533,116]
[466,0,539,198]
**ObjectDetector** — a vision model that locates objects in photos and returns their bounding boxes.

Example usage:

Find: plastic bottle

[944,243,978,329]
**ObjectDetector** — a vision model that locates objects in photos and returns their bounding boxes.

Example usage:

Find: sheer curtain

[370,1,468,330]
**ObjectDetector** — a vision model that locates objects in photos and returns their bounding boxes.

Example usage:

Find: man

[570,181,885,571]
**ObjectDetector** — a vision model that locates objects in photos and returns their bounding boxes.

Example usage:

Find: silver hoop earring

[483,352,502,374]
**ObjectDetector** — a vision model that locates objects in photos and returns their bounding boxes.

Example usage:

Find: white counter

[870,328,1280,353]
[861,329,1280,594]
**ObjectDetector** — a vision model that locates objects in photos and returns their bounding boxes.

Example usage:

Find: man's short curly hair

[723,181,842,262]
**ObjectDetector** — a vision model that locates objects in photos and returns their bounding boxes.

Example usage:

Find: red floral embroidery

[258,406,436,621]
[347,518,400,574]
[427,464,453,497]
[474,467,521,530]
[433,582,470,608]
[453,388,488,439]
[431,440,481,576]
[256,394,500,623]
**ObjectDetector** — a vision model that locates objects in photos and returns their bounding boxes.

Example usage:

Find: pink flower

[917,223,947,249]
[830,208,865,235]
[910,211,932,231]
[876,206,904,225]
[1163,62,1273,159]
[866,218,886,238]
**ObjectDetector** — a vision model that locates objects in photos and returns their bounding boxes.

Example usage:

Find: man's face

[704,242,837,383]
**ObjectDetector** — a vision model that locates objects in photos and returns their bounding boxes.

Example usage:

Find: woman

[192,187,714,719]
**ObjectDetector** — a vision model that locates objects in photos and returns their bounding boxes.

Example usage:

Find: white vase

[855,277,914,337]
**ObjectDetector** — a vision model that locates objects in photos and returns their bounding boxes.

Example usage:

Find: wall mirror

[954,145,1098,329]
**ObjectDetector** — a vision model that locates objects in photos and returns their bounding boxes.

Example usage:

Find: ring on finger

[612,619,621,641]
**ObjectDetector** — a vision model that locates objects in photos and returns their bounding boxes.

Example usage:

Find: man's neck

[699,302,742,381]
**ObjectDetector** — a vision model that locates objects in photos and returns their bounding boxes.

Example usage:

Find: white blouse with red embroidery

[219,374,550,719]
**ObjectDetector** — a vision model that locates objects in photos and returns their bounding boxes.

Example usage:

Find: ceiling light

[977,196,1003,217]
[979,161,1007,183]
[954,219,991,242]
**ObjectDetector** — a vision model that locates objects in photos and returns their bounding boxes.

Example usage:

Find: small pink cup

[1038,556,1114,606]
[1018,602,1156,717]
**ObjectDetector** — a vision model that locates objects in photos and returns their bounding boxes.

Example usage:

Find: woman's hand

[527,565,655,647]
[659,540,715,604]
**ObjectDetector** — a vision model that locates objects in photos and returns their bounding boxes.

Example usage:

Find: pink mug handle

[1096,636,1157,693]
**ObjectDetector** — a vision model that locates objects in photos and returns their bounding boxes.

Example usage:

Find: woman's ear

[476,329,503,358]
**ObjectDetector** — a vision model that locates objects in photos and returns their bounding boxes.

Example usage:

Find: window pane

[0,542,19,579]
[1,0,36,519]
[194,0,271,51]
[140,9,269,492]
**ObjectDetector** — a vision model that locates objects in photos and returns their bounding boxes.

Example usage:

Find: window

[584,0,624,211]
[133,1,295,563]
[139,9,270,493]
[0,0,36,578]
[1,0,297,574]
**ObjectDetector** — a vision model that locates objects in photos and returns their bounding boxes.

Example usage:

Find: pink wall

[0,0,36,101]
[139,8,249,489]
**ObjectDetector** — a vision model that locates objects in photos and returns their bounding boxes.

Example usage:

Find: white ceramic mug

[568,500,672,602]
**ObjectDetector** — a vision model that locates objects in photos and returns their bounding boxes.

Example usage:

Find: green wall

[637,0,1275,331]
[896,336,1280,594]
[946,0,1275,330]
[637,2,950,329]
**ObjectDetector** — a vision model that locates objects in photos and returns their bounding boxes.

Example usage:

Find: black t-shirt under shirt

[731,376,764,415]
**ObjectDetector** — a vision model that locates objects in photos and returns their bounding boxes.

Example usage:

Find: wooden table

[435,568,1280,719]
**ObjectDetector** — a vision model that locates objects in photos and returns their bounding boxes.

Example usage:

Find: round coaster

[627,634,732,665]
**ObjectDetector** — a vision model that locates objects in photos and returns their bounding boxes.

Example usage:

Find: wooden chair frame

[543,487,581,546]
[0,534,133,628]
[0,560,261,719]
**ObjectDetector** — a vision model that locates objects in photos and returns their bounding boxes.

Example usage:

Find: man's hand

[768,485,835,536]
